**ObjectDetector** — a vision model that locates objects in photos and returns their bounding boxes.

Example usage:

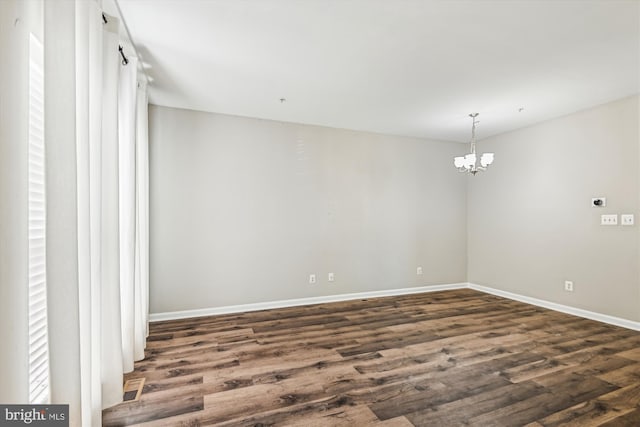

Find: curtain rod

[113,0,150,85]
[102,4,150,84]
[102,13,129,66]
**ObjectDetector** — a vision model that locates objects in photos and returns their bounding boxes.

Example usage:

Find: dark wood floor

[103,289,640,426]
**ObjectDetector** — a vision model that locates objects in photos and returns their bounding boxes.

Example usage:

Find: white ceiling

[118,0,639,142]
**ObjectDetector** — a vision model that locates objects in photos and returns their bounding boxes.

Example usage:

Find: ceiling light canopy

[454,113,494,175]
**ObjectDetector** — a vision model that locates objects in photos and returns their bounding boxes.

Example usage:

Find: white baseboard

[468,283,640,331]
[150,282,640,331]
[149,283,468,322]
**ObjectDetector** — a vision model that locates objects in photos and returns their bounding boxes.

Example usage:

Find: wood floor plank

[615,347,640,361]
[138,374,203,395]
[596,362,640,387]
[535,383,640,426]
[370,370,513,420]
[103,289,640,426]
[405,380,548,426]
[284,405,383,426]
[599,407,640,426]
[377,416,415,426]
[468,375,619,426]
[102,396,203,427]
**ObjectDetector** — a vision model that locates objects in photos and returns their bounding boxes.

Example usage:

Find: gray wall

[468,95,640,321]
[149,106,468,313]
[150,96,640,322]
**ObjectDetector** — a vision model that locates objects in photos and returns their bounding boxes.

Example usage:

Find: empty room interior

[2,0,640,426]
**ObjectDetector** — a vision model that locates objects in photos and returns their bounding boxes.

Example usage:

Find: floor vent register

[123,378,145,402]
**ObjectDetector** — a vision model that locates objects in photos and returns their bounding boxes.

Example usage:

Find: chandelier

[454,113,494,175]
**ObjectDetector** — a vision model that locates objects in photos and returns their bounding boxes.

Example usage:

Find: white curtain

[100,12,125,410]
[118,43,150,368]
[135,82,150,359]
[75,1,106,424]
[72,1,149,424]
[118,46,138,373]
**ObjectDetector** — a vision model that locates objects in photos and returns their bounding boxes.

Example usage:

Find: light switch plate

[601,214,618,225]
[621,214,634,226]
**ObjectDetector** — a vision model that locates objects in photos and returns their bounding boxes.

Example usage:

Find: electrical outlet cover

[621,214,634,226]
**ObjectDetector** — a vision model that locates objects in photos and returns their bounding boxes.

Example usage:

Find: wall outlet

[621,214,634,226]
[591,197,606,207]
[328,272,335,282]
[416,266,423,275]
[564,281,574,292]
[309,274,316,284]
[601,214,618,225]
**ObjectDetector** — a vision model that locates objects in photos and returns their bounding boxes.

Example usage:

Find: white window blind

[28,33,49,405]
